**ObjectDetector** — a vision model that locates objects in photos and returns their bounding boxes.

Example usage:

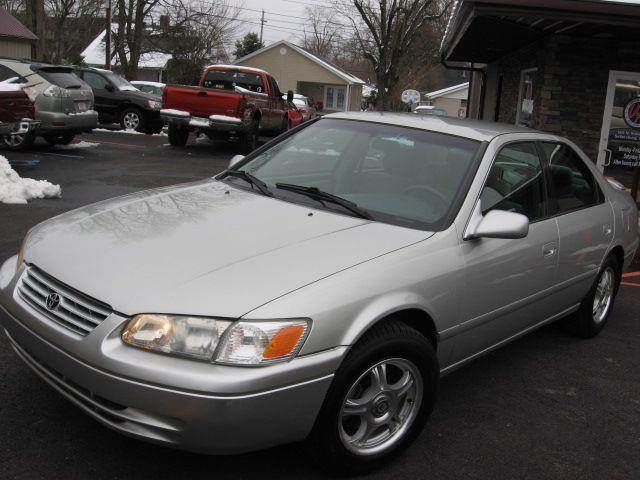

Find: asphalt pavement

[0,131,639,479]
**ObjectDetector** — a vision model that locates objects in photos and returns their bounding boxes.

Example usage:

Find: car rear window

[203,70,265,93]
[35,68,84,89]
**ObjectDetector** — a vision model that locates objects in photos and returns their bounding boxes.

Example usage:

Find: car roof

[324,111,536,142]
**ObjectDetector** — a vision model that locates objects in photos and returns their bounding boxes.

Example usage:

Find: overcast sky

[232,0,328,45]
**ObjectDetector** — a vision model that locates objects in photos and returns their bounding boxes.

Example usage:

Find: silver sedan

[0,112,637,474]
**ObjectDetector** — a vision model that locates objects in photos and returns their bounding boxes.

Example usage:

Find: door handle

[542,243,557,258]
[603,224,612,236]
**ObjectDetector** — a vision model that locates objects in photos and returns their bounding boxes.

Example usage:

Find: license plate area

[189,117,210,128]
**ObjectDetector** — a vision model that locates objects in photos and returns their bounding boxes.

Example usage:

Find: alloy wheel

[123,112,140,130]
[4,133,25,147]
[339,358,423,456]
[593,266,615,324]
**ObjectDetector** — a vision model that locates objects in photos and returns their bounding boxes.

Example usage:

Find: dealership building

[441,0,640,200]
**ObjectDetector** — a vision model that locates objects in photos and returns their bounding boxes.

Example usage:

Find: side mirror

[105,83,115,92]
[287,90,294,103]
[465,209,529,240]
[228,154,244,169]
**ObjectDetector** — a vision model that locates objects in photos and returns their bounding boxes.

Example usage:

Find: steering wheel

[403,185,449,214]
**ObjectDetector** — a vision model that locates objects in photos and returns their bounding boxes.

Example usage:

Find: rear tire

[239,120,258,154]
[307,320,439,475]
[43,133,74,146]
[2,130,35,150]
[168,124,189,147]
[564,254,621,338]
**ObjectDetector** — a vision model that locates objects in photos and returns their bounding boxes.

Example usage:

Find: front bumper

[36,110,98,134]
[0,257,342,454]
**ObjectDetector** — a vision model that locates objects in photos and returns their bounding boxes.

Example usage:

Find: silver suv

[0,58,98,149]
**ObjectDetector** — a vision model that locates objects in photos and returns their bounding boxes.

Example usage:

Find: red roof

[0,8,37,41]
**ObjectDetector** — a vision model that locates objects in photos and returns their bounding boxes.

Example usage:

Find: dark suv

[74,67,163,134]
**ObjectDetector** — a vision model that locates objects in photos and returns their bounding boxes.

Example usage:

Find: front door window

[597,71,640,196]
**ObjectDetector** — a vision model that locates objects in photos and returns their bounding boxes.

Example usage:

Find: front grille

[17,266,112,336]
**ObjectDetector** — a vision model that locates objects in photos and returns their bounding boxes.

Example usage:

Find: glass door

[597,70,640,195]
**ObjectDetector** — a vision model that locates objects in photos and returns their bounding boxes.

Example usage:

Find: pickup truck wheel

[43,133,74,146]
[120,108,145,132]
[307,320,438,475]
[168,124,189,147]
[2,130,36,150]
[239,120,258,154]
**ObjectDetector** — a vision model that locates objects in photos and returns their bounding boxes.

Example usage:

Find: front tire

[565,254,621,338]
[43,133,74,146]
[167,124,189,147]
[307,320,438,475]
[120,108,144,132]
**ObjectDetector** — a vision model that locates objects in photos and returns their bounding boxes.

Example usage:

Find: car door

[539,141,614,311]
[82,71,116,121]
[455,141,560,363]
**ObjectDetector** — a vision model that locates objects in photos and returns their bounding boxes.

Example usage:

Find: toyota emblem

[45,292,61,310]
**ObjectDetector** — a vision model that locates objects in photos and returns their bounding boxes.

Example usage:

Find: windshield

[236,119,480,230]
[104,71,137,91]
[203,70,265,93]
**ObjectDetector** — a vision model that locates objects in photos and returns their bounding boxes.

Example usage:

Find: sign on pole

[401,89,421,105]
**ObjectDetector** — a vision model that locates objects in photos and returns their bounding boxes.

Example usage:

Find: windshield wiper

[221,170,273,197]
[275,183,372,220]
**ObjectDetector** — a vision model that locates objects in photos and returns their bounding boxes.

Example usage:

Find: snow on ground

[94,128,167,137]
[55,141,99,149]
[0,156,61,204]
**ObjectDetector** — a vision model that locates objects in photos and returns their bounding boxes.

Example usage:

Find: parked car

[161,65,289,152]
[74,67,163,134]
[0,81,40,147]
[0,59,97,149]
[284,92,304,130]
[1,113,637,474]
[131,80,165,96]
[282,93,318,121]
[415,105,447,116]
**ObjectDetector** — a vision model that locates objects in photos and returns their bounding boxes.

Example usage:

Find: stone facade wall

[483,35,640,161]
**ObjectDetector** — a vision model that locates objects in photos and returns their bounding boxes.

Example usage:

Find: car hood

[24,180,432,318]
[124,89,161,102]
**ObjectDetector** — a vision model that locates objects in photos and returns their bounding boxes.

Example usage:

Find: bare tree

[45,0,103,63]
[338,0,448,110]
[0,0,26,15]
[303,5,338,59]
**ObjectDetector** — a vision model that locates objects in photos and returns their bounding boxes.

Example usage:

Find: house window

[324,85,347,110]
[517,68,537,127]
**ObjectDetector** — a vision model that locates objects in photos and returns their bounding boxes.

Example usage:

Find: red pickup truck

[161,65,289,153]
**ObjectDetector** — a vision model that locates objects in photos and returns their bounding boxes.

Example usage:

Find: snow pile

[0,156,61,204]
[55,141,99,149]
[0,78,23,92]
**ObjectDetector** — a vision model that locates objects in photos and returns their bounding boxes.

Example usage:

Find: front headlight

[16,230,31,272]
[147,100,162,110]
[216,319,310,365]
[122,314,232,361]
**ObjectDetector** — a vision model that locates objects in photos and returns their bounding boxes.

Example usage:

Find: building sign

[606,81,640,169]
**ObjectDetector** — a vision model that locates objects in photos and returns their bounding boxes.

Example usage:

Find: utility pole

[259,10,266,43]
[105,0,112,70]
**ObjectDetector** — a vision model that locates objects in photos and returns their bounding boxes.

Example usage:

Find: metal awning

[442,0,640,63]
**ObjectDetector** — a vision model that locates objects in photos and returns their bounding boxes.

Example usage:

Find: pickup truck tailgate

[163,86,241,118]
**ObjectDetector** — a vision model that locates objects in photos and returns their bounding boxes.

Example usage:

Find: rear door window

[83,72,108,90]
[540,142,601,214]
[481,142,546,221]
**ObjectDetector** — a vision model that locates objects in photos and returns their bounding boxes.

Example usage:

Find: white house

[424,82,469,118]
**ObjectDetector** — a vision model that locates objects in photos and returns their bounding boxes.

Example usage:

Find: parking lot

[1,131,639,480]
